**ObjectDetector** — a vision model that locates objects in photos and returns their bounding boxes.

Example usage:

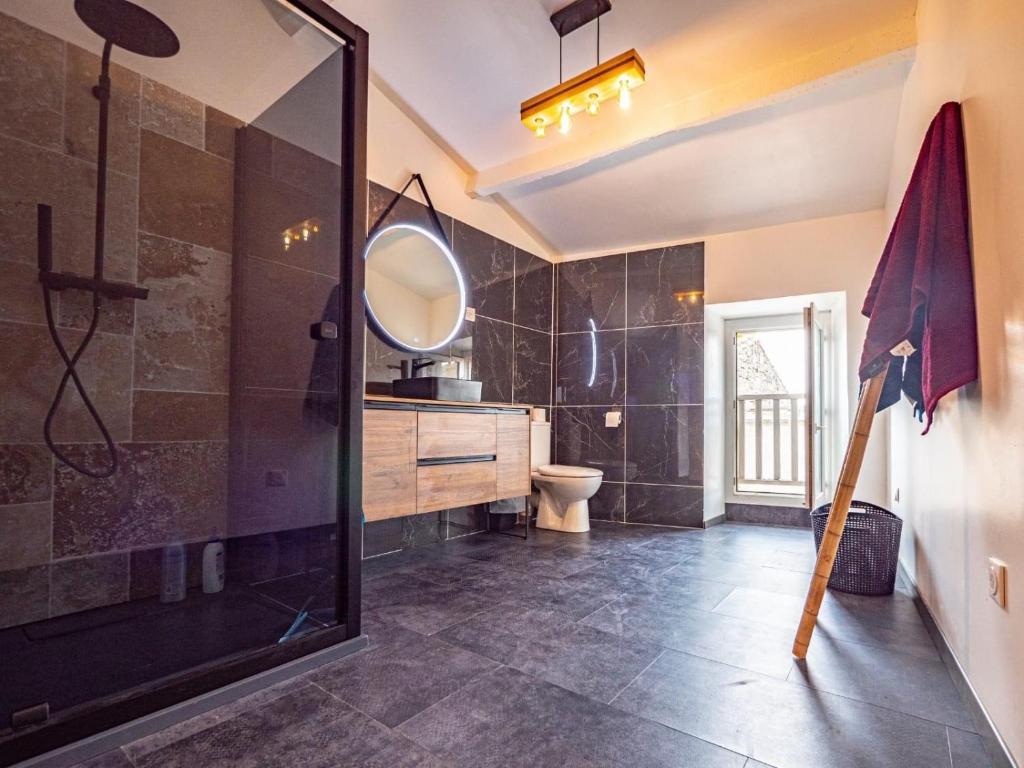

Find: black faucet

[387,358,436,379]
[410,357,435,378]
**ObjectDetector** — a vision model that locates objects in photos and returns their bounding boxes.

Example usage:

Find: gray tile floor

[78,522,993,768]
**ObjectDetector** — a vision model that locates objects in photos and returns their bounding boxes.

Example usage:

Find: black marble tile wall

[553,243,705,528]
[555,330,625,406]
[556,253,626,332]
[362,182,554,556]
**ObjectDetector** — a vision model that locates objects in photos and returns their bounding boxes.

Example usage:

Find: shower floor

[0,580,329,731]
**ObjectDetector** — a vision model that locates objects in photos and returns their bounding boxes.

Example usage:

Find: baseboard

[17,634,369,768]
[897,561,1018,768]
[725,502,811,528]
[703,512,727,528]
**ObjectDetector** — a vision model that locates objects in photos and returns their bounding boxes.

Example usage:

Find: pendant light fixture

[521,0,645,138]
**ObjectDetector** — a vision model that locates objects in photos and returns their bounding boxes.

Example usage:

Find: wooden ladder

[792,362,890,658]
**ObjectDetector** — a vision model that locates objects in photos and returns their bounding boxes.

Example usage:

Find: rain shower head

[74,0,180,58]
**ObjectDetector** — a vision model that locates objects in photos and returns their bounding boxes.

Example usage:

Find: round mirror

[363,223,466,352]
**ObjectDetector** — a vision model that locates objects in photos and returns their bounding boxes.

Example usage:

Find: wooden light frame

[520,48,645,133]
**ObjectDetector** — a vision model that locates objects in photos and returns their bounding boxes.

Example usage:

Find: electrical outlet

[988,557,1007,608]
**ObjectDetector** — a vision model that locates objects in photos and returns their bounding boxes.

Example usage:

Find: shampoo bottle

[160,543,186,603]
[202,540,225,594]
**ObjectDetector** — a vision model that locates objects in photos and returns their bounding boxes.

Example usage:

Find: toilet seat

[536,464,602,478]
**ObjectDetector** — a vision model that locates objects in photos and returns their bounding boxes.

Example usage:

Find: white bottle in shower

[160,543,186,603]
[202,540,225,594]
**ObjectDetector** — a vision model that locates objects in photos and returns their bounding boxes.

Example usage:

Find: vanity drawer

[363,409,417,522]
[417,412,497,459]
[417,460,497,512]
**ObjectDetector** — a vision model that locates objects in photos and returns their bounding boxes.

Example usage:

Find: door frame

[723,311,832,508]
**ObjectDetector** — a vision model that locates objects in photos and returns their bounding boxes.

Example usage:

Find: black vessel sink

[392,377,483,403]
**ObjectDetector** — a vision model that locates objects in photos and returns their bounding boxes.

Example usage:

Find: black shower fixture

[37,0,180,478]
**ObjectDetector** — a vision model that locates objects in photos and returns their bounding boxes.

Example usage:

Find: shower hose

[40,286,118,479]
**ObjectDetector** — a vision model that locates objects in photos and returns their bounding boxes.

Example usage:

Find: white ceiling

[331,0,916,258]
[504,59,910,255]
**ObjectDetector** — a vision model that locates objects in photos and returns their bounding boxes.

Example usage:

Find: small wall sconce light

[673,290,704,305]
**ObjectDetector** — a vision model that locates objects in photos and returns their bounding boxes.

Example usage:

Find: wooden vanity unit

[362,395,532,522]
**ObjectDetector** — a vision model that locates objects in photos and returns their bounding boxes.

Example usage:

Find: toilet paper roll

[532,407,547,423]
[605,411,622,428]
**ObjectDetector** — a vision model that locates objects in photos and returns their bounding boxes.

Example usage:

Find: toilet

[529,420,603,533]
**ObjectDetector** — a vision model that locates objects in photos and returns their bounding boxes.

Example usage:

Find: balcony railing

[736,393,807,494]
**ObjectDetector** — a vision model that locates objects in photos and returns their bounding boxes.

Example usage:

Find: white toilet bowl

[531,464,603,533]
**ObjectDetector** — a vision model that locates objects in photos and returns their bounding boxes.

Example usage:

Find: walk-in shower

[0,1,366,762]
[37,0,179,478]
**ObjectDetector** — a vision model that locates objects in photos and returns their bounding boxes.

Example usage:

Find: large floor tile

[612,650,956,768]
[713,587,939,660]
[126,681,443,768]
[947,727,994,768]
[399,666,745,768]
[582,594,795,678]
[362,573,493,634]
[439,608,663,703]
[661,555,812,597]
[790,633,974,730]
[462,542,605,579]
[311,625,498,727]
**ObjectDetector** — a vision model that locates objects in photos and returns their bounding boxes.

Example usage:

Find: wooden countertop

[364,394,534,409]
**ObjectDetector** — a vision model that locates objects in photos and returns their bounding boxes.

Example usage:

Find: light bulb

[587,93,599,115]
[302,227,310,241]
[558,104,572,134]
[618,78,632,110]
[312,224,320,233]
[533,118,545,138]
[283,234,291,251]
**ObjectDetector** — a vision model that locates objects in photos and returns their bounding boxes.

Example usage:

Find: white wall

[884,0,1024,761]
[368,82,552,259]
[703,209,889,507]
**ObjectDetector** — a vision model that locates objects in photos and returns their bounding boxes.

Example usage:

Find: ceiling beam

[467,16,916,198]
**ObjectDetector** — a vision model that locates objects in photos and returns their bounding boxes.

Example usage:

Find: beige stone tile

[53,441,228,558]
[0,11,64,150]
[134,234,231,393]
[58,291,135,336]
[0,133,138,277]
[0,320,132,443]
[0,501,51,571]
[236,164,340,279]
[0,259,47,324]
[141,78,204,149]
[129,541,205,600]
[64,43,141,175]
[139,129,233,252]
[0,444,52,505]
[229,437,336,538]
[236,256,336,392]
[0,564,49,629]
[204,106,243,161]
[132,390,228,441]
[49,552,128,616]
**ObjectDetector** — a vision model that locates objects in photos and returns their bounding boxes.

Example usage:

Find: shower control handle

[37,204,52,273]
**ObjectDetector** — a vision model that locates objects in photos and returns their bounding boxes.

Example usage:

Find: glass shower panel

[0,0,350,737]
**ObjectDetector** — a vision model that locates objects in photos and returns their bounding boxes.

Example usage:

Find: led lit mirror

[364,223,466,352]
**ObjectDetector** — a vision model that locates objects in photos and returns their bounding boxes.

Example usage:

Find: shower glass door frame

[2,1,367,762]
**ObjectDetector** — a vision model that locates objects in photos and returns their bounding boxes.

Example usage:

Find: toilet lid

[537,464,602,478]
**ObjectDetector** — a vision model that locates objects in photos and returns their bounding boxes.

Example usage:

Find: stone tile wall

[554,244,705,527]
[0,12,239,627]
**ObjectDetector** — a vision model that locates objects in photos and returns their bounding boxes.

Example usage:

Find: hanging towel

[858,101,977,434]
